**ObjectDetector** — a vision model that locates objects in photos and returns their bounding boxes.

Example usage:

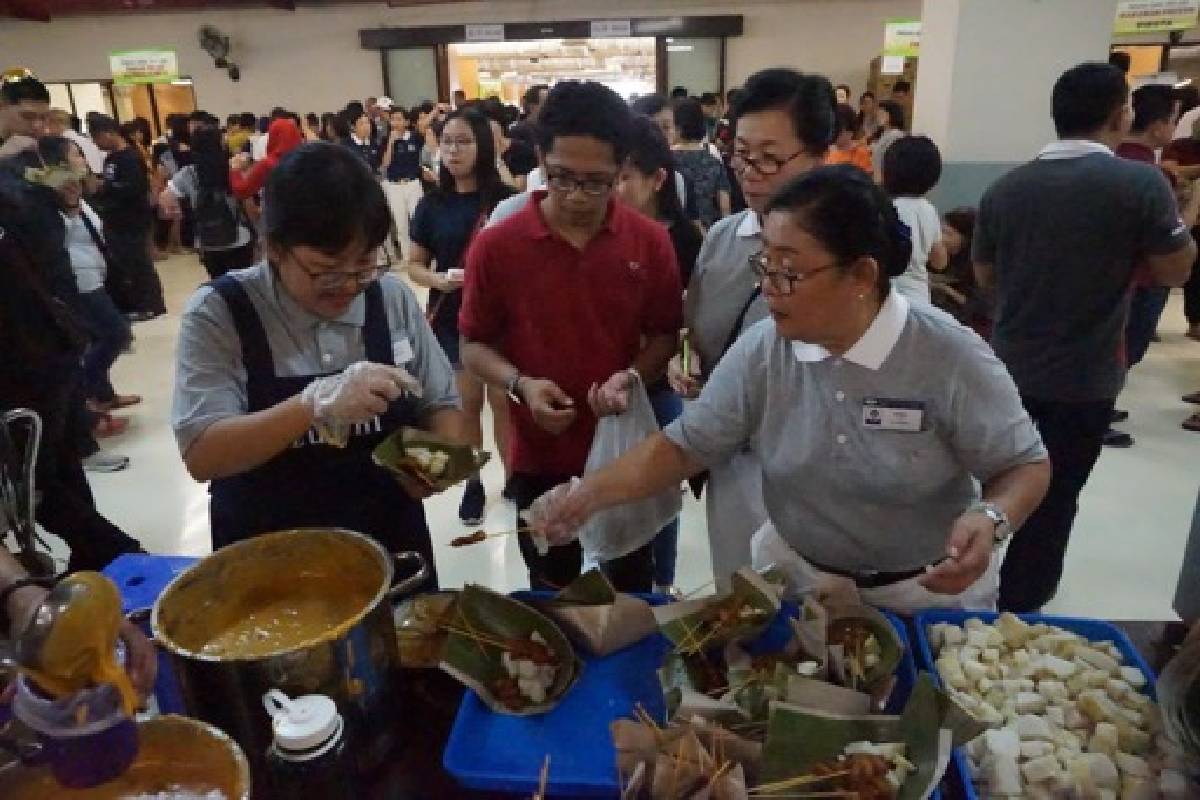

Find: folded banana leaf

[372,426,490,491]
[824,603,905,697]
[613,716,757,800]
[533,569,658,656]
[393,590,458,668]
[654,568,781,656]
[761,673,979,800]
[439,584,581,716]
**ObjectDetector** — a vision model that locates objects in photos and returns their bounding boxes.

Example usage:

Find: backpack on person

[193,186,239,249]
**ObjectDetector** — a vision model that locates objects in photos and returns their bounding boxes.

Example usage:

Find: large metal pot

[150,528,427,787]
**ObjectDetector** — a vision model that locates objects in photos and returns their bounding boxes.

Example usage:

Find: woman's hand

[118,619,157,700]
[587,370,634,417]
[302,362,423,428]
[667,351,702,399]
[919,512,995,595]
[526,479,596,546]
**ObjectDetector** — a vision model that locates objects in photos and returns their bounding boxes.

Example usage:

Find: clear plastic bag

[577,377,682,561]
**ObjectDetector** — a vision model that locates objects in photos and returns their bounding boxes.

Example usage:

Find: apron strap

[210,274,276,379]
[361,281,395,365]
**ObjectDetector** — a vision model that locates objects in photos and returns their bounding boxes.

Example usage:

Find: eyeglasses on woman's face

[749,251,840,296]
[730,148,806,177]
[290,249,389,291]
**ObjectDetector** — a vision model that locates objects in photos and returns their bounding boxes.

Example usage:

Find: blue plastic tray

[912,610,1159,800]
[443,596,920,797]
[103,553,199,714]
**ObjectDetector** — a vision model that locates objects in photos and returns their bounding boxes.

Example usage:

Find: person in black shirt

[344,111,381,174]
[613,115,700,592]
[381,107,425,263]
[87,114,165,319]
[406,109,514,526]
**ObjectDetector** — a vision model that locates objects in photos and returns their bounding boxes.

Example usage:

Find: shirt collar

[264,262,367,328]
[1037,139,1113,160]
[735,209,761,238]
[791,291,909,370]
[351,134,370,146]
[521,189,622,240]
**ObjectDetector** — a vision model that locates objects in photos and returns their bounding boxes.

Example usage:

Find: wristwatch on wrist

[970,501,1013,545]
[505,372,525,405]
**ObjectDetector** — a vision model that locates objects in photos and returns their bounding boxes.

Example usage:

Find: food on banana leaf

[450,530,488,547]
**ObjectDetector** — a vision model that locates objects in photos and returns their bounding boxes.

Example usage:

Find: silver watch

[970,501,1012,544]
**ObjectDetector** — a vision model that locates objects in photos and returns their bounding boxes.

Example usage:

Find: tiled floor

[63,253,1199,620]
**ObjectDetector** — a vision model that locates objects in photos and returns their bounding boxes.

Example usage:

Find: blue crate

[443,595,922,797]
[912,610,1159,800]
[103,553,198,714]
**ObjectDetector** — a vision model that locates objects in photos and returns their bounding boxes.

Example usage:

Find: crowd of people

[0,56,1197,619]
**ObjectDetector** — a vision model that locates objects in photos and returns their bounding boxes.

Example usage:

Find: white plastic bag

[576,376,682,562]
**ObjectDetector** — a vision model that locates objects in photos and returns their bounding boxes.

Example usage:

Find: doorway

[43,79,197,136]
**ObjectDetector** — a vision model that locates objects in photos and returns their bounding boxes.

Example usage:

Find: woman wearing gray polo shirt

[531,167,1051,613]
[171,144,463,588]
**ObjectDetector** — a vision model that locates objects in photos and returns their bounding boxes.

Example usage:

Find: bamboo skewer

[532,754,551,800]
[748,770,852,795]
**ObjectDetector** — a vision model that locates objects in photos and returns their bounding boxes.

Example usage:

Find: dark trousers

[999,395,1114,612]
[512,472,655,593]
[105,224,166,315]
[8,364,143,572]
[199,242,256,281]
[76,289,132,403]
[1186,253,1200,325]
[1126,286,1170,368]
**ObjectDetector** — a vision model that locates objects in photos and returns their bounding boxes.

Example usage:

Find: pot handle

[387,551,429,600]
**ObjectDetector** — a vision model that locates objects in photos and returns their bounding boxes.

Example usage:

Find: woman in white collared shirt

[530,166,1052,613]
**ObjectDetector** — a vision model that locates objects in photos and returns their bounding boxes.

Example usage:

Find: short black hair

[1109,51,1132,74]
[271,106,292,121]
[630,94,669,117]
[1176,83,1200,116]
[416,101,435,115]
[670,85,688,99]
[0,75,49,105]
[264,142,390,255]
[699,92,719,106]
[766,165,912,298]
[892,80,912,95]
[305,112,319,127]
[1131,83,1176,133]
[673,97,707,142]
[88,114,119,135]
[522,83,548,112]
[860,90,876,102]
[239,112,256,129]
[877,100,906,130]
[36,135,73,166]
[834,103,859,139]
[882,135,942,197]
[1052,62,1129,139]
[732,68,837,156]
[188,109,208,123]
[537,80,633,164]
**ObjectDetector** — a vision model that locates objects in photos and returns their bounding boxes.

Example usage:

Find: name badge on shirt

[392,337,414,365]
[861,397,925,432]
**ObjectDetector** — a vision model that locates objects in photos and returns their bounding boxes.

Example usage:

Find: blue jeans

[77,289,132,403]
[648,384,683,587]
[1126,286,1170,368]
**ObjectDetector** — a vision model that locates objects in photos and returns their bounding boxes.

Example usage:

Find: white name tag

[392,337,414,365]
[861,397,925,432]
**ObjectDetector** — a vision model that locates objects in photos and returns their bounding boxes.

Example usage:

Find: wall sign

[591,19,632,38]
[465,23,505,42]
[883,18,920,58]
[109,49,179,85]
[1114,0,1200,34]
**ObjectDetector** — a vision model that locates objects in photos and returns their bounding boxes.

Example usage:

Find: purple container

[12,675,139,788]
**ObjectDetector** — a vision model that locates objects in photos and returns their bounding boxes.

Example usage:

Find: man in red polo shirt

[461,81,683,590]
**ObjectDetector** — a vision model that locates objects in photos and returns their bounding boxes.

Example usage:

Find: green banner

[1114,0,1199,34]
[109,49,179,85]
[883,18,921,58]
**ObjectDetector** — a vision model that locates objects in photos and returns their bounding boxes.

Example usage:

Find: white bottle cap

[263,690,341,753]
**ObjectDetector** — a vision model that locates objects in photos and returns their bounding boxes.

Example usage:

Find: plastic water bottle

[262,689,356,800]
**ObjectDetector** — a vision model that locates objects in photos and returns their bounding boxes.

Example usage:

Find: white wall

[0,0,918,117]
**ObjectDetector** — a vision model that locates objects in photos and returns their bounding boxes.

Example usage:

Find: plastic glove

[301,361,423,447]
[525,477,589,553]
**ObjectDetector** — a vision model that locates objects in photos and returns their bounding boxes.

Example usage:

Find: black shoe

[1111,409,1129,424]
[1102,428,1134,448]
[458,478,485,525]
[501,477,516,502]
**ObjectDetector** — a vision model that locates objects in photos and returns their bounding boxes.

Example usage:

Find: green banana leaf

[825,603,905,692]
[761,674,970,800]
[439,584,582,716]
[654,568,781,656]
[372,426,490,491]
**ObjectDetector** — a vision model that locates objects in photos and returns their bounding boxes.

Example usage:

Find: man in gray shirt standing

[975,62,1195,612]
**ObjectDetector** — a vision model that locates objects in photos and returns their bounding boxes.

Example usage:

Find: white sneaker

[82,452,130,472]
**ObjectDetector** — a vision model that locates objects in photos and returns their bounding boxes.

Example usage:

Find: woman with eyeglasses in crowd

[530,165,1052,614]
[405,109,515,526]
[171,143,464,588]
